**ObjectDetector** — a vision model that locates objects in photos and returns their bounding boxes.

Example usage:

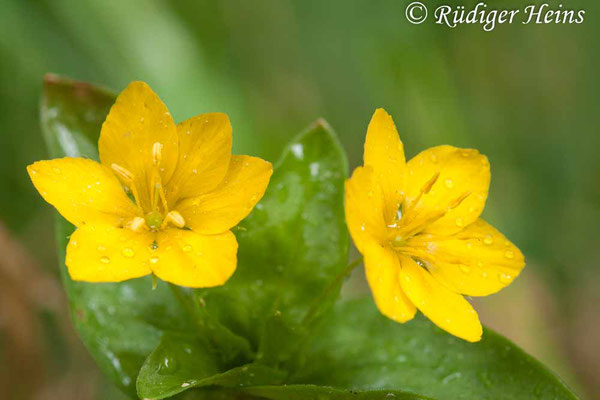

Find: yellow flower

[28,82,272,288]
[345,109,525,342]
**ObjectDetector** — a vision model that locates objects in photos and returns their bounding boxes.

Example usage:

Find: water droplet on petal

[150,256,159,264]
[455,217,464,227]
[100,256,111,264]
[182,245,193,252]
[122,248,135,258]
[498,273,512,284]
[483,236,493,245]
[97,245,106,251]
[445,178,454,188]
[504,250,514,259]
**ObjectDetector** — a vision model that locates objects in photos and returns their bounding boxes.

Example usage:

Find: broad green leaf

[292,298,579,400]
[240,385,429,400]
[171,385,428,400]
[193,120,349,358]
[137,332,285,400]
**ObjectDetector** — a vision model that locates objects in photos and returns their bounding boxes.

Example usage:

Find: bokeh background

[1,0,598,399]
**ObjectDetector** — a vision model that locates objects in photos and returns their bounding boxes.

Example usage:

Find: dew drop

[97,245,106,251]
[192,169,198,174]
[360,223,366,231]
[100,256,111,264]
[483,236,493,245]
[445,178,454,188]
[122,248,135,258]
[430,154,438,163]
[182,245,193,252]
[455,217,464,227]
[498,273,512,284]
[150,256,159,264]
[504,250,514,259]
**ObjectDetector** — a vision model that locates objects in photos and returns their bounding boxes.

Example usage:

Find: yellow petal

[364,242,416,323]
[406,219,525,296]
[176,155,272,234]
[166,113,232,203]
[344,166,388,253]
[151,228,238,288]
[66,224,153,282]
[404,145,490,236]
[27,158,139,227]
[363,109,406,221]
[99,81,178,211]
[398,255,482,342]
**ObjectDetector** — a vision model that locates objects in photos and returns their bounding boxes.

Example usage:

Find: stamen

[111,163,142,209]
[111,163,134,182]
[421,171,440,194]
[152,142,163,165]
[126,216,146,232]
[161,210,186,229]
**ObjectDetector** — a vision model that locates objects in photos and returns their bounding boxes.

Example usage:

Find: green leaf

[240,385,429,400]
[193,120,349,361]
[137,332,286,400]
[170,385,428,400]
[41,74,115,160]
[41,75,194,397]
[292,298,579,400]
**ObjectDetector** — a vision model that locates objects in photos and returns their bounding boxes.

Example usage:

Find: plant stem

[302,257,363,325]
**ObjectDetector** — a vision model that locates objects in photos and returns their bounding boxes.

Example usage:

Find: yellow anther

[162,210,186,229]
[111,163,134,183]
[152,142,163,165]
[111,163,142,209]
[126,216,146,232]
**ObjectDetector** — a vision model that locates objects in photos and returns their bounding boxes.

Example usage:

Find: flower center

[111,142,187,232]
[388,171,471,249]
[145,211,164,230]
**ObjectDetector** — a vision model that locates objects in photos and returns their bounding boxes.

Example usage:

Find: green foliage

[42,76,578,400]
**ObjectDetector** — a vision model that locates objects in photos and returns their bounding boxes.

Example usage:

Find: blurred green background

[0,0,598,399]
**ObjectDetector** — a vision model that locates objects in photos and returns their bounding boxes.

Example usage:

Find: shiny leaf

[293,298,578,400]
